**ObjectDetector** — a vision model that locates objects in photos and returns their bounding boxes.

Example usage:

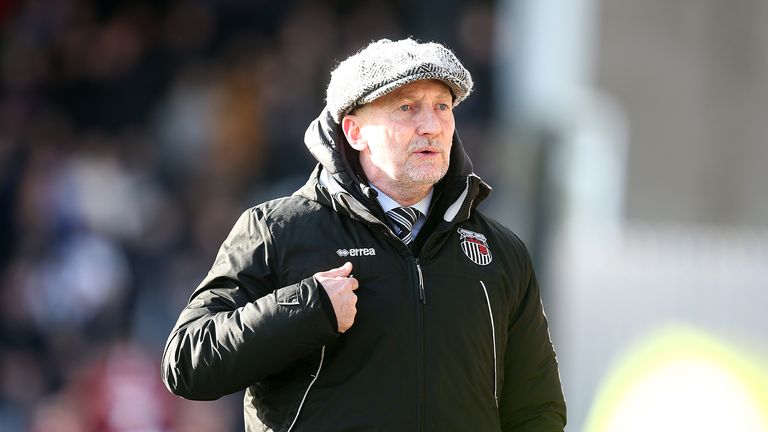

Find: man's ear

[342,115,367,151]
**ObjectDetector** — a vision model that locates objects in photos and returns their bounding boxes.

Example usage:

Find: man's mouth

[413,148,439,155]
[409,138,443,156]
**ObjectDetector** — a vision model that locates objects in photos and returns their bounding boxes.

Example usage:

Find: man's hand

[314,262,358,333]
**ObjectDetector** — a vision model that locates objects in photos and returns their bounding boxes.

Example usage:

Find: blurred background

[0,0,766,431]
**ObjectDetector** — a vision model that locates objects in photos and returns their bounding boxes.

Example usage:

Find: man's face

[349,80,455,192]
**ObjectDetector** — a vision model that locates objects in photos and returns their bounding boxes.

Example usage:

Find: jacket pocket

[480,280,499,408]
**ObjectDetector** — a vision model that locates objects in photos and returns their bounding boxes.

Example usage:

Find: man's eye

[398,105,411,112]
[437,103,450,111]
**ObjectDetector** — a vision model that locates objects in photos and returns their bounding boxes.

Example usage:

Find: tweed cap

[326,38,473,123]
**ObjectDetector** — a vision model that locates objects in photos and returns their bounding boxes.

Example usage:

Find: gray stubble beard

[403,137,450,185]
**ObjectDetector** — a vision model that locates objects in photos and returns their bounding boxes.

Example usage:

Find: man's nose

[416,107,442,136]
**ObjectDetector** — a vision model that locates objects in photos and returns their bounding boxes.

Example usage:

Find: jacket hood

[304,107,363,190]
[301,106,492,223]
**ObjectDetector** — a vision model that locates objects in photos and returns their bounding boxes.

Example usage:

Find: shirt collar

[370,184,433,216]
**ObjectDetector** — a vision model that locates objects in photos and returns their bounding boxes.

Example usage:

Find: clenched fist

[315,262,359,333]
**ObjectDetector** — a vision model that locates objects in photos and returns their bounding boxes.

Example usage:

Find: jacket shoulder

[247,195,326,224]
[244,195,332,248]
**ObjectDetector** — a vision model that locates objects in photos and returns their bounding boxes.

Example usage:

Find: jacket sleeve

[161,208,339,400]
[499,246,567,431]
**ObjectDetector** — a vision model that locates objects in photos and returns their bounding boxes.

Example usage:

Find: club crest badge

[458,228,492,266]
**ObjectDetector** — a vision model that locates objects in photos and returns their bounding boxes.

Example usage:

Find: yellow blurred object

[586,326,768,432]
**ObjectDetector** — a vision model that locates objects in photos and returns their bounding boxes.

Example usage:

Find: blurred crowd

[0,0,495,430]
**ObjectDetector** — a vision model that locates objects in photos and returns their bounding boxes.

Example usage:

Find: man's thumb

[326,261,353,277]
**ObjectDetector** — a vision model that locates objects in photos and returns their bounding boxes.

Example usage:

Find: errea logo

[336,248,376,257]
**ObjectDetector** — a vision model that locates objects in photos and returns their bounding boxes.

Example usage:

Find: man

[162,38,566,431]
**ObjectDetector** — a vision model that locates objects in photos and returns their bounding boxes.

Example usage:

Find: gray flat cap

[326,38,473,123]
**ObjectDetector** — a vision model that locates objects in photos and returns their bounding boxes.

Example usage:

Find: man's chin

[405,169,448,186]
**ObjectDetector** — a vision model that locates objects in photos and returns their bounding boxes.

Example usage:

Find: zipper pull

[416,262,426,304]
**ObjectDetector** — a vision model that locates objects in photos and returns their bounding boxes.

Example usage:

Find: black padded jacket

[161,108,567,431]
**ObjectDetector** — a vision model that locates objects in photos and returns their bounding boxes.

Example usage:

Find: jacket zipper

[480,281,499,407]
[407,179,476,429]
[286,346,326,432]
[410,257,426,431]
[416,261,426,304]
[385,177,478,429]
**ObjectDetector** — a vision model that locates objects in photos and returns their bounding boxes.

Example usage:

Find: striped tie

[387,207,420,245]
